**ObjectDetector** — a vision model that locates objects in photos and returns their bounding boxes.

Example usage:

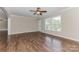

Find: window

[45,16,61,31]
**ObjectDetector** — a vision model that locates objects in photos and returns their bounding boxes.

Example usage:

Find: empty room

[0,7,79,52]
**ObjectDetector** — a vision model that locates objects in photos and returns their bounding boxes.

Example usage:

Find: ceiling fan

[29,7,47,15]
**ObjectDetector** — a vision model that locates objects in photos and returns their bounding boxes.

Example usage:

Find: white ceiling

[5,7,68,19]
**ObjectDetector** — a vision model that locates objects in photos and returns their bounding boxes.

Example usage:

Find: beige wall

[61,8,79,40]
[9,15,39,34]
[40,8,79,41]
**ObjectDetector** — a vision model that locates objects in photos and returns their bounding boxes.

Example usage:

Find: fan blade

[40,11,47,12]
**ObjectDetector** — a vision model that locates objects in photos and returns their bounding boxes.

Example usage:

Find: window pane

[45,16,61,31]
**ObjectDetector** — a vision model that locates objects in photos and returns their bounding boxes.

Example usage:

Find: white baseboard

[8,31,39,35]
[41,31,79,42]
[0,29,7,31]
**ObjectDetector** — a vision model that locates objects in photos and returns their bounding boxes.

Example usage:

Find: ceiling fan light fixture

[36,12,40,15]
[30,7,47,16]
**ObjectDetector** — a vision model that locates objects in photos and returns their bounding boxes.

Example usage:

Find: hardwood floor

[0,31,79,52]
[7,32,79,52]
[0,31,7,52]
